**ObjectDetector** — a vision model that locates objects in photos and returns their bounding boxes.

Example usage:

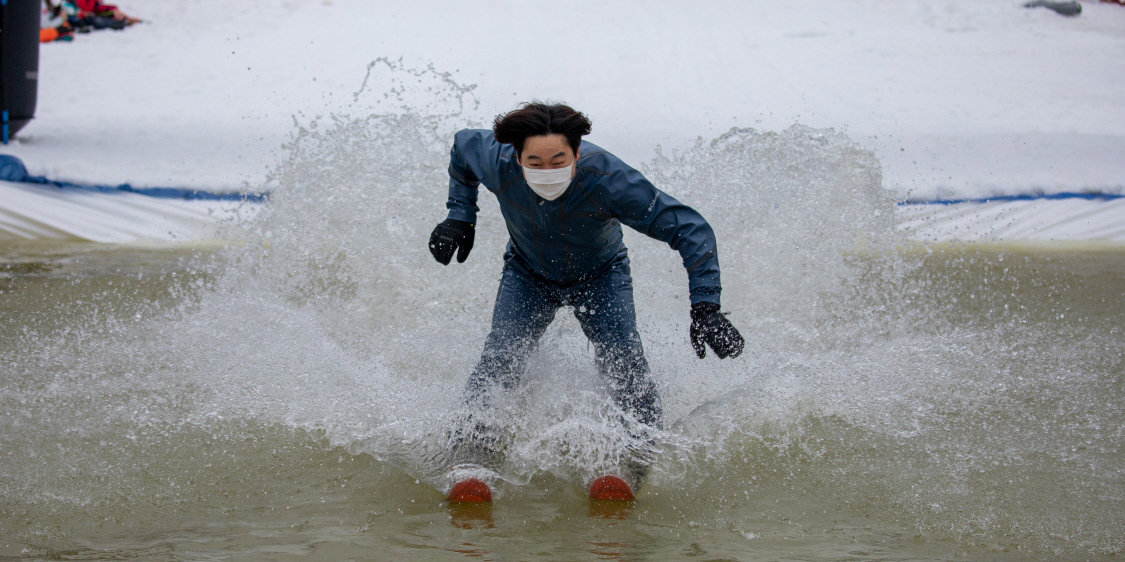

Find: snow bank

[0,180,257,243]
[5,0,1123,195]
[898,196,1125,243]
[0,0,1122,242]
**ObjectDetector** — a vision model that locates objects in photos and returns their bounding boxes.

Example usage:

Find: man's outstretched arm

[430,130,494,265]
[603,160,745,359]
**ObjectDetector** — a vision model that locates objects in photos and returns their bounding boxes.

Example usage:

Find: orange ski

[588,475,635,501]
[447,478,493,503]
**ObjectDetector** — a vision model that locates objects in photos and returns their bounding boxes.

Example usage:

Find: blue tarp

[0,154,268,202]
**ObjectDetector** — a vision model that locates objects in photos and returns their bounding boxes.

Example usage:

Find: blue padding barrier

[899,192,1124,206]
[0,154,268,202]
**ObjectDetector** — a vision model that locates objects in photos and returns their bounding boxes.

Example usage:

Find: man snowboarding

[429,103,744,502]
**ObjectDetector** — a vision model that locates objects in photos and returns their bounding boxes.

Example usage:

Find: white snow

[899,197,1125,242]
[2,0,1123,242]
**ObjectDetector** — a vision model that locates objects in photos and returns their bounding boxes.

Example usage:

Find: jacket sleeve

[445,129,499,224]
[600,159,722,306]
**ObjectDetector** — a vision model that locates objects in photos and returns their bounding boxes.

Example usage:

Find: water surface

[2,123,1122,561]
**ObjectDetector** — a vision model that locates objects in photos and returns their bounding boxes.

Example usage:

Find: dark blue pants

[449,252,662,469]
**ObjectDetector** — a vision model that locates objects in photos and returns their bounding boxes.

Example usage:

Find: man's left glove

[690,302,745,359]
[428,218,475,265]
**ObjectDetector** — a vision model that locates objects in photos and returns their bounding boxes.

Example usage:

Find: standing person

[429,103,744,503]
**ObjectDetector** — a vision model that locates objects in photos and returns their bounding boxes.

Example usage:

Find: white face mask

[522,165,573,201]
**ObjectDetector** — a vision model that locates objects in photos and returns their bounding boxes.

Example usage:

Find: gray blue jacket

[445,129,721,305]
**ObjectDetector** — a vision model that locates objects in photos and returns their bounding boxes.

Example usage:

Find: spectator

[43,0,140,33]
[72,0,140,25]
[40,0,74,42]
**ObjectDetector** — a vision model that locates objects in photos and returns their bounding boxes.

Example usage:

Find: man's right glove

[428,218,475,265]
[690,302,745,359]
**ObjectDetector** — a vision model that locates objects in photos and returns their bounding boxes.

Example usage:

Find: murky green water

[2,122,1123,560]
[2,239,1121,562]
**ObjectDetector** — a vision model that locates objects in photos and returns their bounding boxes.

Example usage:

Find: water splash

[2,63,1122,557]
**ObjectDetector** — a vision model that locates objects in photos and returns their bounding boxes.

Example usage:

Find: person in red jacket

[44,0,141,32]
[71,0,140,25]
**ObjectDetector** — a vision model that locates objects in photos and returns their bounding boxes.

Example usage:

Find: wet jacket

[445,129,721,305]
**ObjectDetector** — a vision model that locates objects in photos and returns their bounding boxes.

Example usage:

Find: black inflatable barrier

[0,0,40,143]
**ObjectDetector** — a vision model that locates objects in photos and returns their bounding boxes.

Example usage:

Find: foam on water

[2,65,1122,557]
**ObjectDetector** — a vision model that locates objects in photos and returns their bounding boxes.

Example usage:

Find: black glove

[690,302,745,359]
[429,218,475,265]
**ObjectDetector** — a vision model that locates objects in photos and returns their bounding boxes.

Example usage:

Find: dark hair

[492,102,592,156]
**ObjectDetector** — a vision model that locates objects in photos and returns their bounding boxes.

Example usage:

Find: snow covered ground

[0,180,254,242]
[2,0,1123,242]
[899,196,1125,242]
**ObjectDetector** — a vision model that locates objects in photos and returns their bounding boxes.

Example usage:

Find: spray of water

[2,62,1121,556]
